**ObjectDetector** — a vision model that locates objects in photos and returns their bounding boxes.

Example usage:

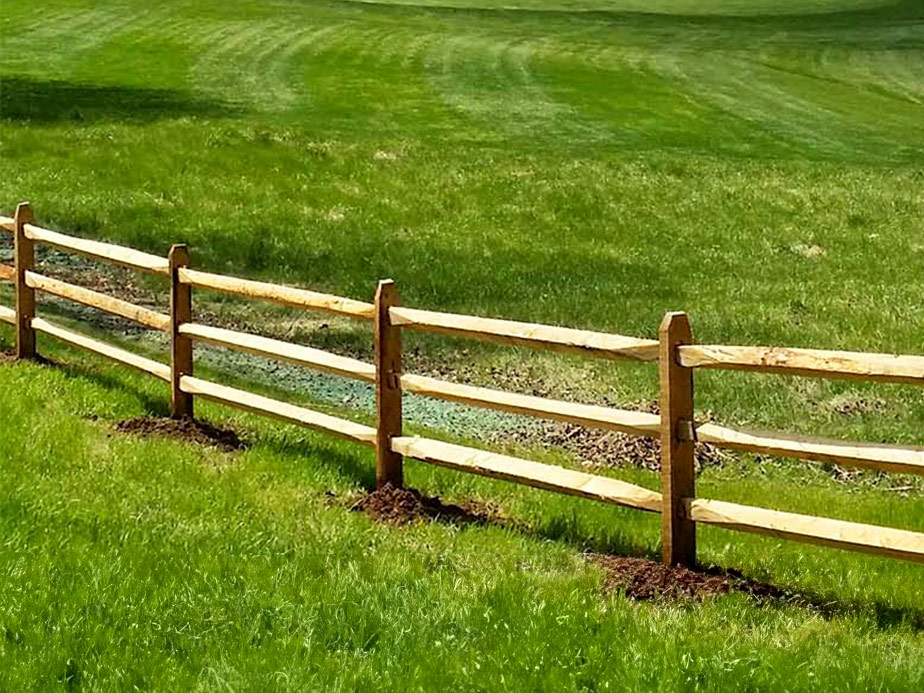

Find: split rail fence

[2,202,924,567]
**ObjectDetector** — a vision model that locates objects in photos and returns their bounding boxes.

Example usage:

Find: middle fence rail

[2,203,923,568]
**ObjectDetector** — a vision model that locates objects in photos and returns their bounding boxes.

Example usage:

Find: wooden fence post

[169,244,193,419]
[13,202,36,360]
[375,279,403,488]
[659,311,696,567]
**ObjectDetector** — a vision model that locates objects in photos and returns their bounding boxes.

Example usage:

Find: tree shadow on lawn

[0,75,239,123]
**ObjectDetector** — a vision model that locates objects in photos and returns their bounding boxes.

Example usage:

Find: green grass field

[2,0,924,689]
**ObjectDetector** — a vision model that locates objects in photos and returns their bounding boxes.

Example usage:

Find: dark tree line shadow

[0,75,239,123]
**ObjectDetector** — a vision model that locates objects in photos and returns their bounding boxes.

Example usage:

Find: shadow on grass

[0,75,239,123]
[54,358,171,418]
[9,350,924,633]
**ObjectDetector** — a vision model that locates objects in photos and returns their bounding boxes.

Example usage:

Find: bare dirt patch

[590,554,783,601]
[349,483,505,527]
[114,416,246,452]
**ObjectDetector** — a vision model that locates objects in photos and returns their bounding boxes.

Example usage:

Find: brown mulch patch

[498,420,729,473]
[590,554,783,602]
[114,416,246,452]
[349,483,505,527]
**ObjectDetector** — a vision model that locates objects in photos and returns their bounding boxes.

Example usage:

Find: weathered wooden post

[169,244,193,419]
[13,202,36,360]
[659,311,696,567]
[374,279,403,488]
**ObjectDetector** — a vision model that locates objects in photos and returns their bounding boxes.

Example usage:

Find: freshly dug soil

[114,416,245,452]
[350,483,503,526]
[591,554,783,602]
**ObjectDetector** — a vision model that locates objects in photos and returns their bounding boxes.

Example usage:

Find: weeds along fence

[2,201,924,567]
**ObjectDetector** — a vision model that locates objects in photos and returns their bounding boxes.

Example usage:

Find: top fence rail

[19,223,170,275]
[389,306,661,361]
[679,344,924,385]
[177,267,375,320]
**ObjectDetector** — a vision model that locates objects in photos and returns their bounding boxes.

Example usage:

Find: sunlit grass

[2,0,924,688]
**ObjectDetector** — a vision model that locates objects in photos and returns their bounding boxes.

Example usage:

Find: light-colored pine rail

[0,305,14,324]
[389,307,660,362]
[31,317,170,381]
[686,497,924,563]
[23,224,170,276]
[179,375,376,445]
[0,216,13,232]
[0,264,13,282]
[695,423,924,476]
[392,435,663,512]
[26,271,170,331]
[179,322,376,382]
[177,268,375,320]
[400,373,660,436]
[679,344,924,386]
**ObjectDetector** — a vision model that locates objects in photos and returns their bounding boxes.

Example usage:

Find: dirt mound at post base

[114,416,245,452]
[350,483,502,526]
[591,554,782,601]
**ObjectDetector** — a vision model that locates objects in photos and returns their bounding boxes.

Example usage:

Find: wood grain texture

[389,306,660,362]
[24,224,170,275]
[679,344,924,385]
[179,375,376,445]
[25,271,170,331]
[177,267,374,320]
[660,311,696,567]
[31,317,170,381]
[392,435,663,512]
[179,322,375,382]
[695,423,924,476]
[14,203,36,359]
[375,280,403,488]
[169,245,194,418]
[400,373,660,436]
[686,497,924,564]
[0,264,13,282]
[0,305,15,324]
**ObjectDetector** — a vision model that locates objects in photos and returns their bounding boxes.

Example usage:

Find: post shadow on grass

[54,359,171,418]
[259,434,377,489]
[0,76,239,123]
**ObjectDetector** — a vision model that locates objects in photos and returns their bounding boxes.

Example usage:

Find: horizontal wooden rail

[179,322,376,382]
[0,305,14,324]
[687,497,924,563]
[23,224,170,275]
[695,423,924,476]
[392,435,663,512]
[400,373,660,436]
[177,268,375,320]
[26,271,170,331]
[679,344,924,386]
[0,264,13,282]
[32,317,170,381]
[179,375,376,445]
[0,216,13,232]
[389,307,660,362]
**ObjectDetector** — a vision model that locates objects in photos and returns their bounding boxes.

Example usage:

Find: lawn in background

[1,0,923,689]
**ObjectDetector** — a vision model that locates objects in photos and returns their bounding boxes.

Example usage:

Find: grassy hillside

[1,0,923,689]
